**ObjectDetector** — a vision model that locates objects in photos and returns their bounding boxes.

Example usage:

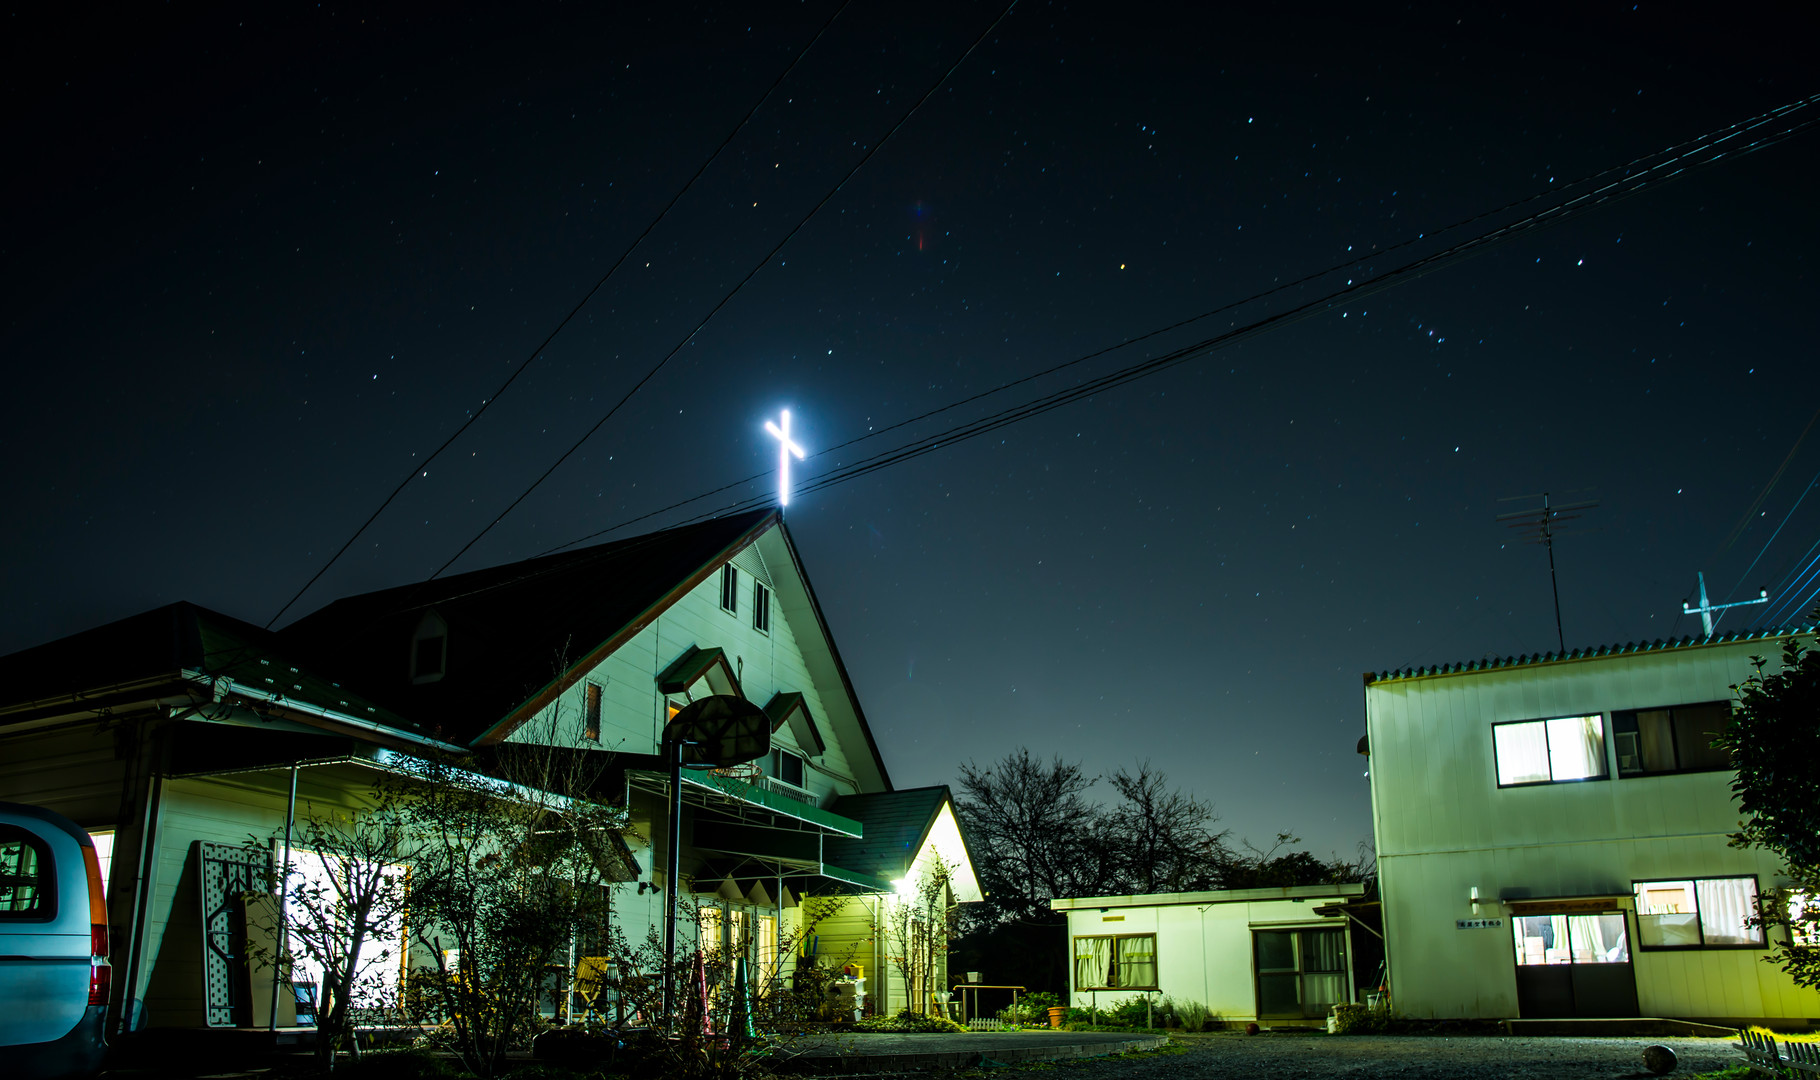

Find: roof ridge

[1369,624,1817,683]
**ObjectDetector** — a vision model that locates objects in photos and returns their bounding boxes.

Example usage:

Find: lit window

[1611,702,1731,776]
[1512,913,1629,966]
[719,565,738,614]
[1072,934,1157,990]
[1493,715,1608,787]
[1790,893,1819,947]
[1634,876,1765,948]
[752,581,771,634]
[583,682,602,742]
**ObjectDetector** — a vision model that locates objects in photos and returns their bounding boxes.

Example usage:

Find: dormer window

[719,565,738,614]
[410,611,448,685]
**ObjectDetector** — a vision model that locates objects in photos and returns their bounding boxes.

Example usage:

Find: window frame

[719,565,738,614]
[1071,932,1159,991]
[1491,714,1611,788]
[771,748,807,789]
[1609,701,1733,778]
[583,681,603,743]
[1632,874,1767,951]
[0,825,57,921]
[752,581,771,634]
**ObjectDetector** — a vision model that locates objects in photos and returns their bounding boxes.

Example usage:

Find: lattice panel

[198,841,269,1027]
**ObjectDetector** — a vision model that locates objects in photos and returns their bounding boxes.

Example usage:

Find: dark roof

[823,786,958,881]
[0,601,419,735]
[1366,625,1816,684]
[280,509,778,746]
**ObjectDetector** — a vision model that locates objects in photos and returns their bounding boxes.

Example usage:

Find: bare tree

[886,856,957,1016]
[250,803,412,1072]
[1104,762,1230,894]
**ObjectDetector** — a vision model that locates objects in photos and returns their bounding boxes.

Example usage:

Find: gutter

[193,672,468,755]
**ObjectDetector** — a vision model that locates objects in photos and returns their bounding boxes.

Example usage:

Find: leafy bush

[1021,991,1060,1010]
[854,1010,966,1033]
[332,1047,461,1080]
[1107,996,1156,1028]
[1170,998,1211,1032]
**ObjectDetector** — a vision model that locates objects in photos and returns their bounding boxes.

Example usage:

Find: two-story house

[1363,627,1819,1026]
[0,508,978,1037]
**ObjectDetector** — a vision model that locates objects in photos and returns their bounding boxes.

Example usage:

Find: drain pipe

[270,762,298,1032]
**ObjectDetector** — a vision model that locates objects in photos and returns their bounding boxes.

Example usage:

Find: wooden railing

[1739,1029,1820,1076]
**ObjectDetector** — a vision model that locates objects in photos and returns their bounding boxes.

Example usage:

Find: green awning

[655,768,863,837]
[818,863,897,894]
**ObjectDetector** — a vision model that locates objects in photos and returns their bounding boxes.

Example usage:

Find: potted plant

[1022,991,1063,1028]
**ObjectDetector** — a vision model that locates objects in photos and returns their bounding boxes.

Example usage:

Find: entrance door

[1254,928,1349,1020]
[1511,911,1638,1018]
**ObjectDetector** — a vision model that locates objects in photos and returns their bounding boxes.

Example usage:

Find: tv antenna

[1497,491,1599,653]
[1681,571,1768,637]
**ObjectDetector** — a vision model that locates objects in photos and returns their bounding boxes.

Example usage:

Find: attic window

[752,582,771,634]
[411,611,448,685]
[719,565,738,614]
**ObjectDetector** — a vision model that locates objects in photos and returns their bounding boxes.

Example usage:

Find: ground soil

[1018,1030,1745,1080]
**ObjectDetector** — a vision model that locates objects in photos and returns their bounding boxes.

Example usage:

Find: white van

[0,803,110,1079]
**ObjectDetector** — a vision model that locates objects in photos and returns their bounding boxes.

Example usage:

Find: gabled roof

[282,510,776,745]
[824,785,980,900]
[280,510,892,790]
[0,601,444,749]
[1365,625,1815,686]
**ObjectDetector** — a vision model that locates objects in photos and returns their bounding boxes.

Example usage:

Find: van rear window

[0,826,56,918]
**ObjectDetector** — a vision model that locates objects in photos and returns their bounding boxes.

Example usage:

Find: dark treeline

[951,749,1373,995]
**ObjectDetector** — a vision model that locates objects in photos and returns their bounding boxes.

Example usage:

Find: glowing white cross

[764,410,806,507]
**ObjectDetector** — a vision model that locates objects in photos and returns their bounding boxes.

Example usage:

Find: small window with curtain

[719,565,738,614]
[583,682,602,742]
[1493,715,1608,787]
[1610,702,1731,776]
[1072,933,1157,989]
[1634,876,1765,948]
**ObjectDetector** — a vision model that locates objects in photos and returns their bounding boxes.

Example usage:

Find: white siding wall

[1366,636,1820,1021]
[1065,898,1351,1022]
[505,542,862,806]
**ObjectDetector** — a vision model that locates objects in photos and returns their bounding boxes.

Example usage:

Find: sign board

[1456,918,1504,930]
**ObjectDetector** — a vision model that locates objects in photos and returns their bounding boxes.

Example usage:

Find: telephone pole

[1680,571,1768,636]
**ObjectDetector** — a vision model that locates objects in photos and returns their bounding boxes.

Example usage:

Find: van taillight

[81,842,112,1007]
[80,844,109,957]
[89,959,111,1006]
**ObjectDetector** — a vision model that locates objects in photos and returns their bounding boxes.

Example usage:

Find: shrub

[1171,998,1211,1032]
[854,1010,966,1033]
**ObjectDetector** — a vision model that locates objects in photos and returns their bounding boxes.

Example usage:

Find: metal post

[270,762,298,1032]
[1696,571,1714,636]
[1541,494,1566,654]
[662,740,683,1026]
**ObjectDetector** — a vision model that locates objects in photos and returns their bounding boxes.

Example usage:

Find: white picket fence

[1738,1029,1820,1076]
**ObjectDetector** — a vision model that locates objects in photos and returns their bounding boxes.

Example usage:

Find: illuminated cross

[764,410,806,507]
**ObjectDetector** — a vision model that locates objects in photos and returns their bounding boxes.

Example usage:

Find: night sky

[6,3,1818,861]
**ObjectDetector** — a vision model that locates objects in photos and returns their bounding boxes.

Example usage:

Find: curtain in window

[1115,936,1156,988]
[1546,715,1605,780]
[1697,877,1763,946]
[1075,937,1112,988]
[1495,722,1552,785]
[1566,914,1629,963]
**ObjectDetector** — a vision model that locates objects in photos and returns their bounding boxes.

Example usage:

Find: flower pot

[1047,1006,1067,1029]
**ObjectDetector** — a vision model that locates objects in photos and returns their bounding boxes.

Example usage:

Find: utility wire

[1708,401,1820,571]
[264,0,855,628]
[539,92,1820,556]
[422,0,1021,583]
[534,94,1820,558]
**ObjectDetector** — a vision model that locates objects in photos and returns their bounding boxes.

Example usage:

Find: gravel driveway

[1034,1031,1745,1080]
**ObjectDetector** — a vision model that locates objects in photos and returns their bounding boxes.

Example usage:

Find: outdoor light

[1470,886,1481,915]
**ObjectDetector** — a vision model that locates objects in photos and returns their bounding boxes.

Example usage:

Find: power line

[536,92,1820,556]
[265,0,856,628]
[422,0,1022,583]
[520,93,1820,564]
